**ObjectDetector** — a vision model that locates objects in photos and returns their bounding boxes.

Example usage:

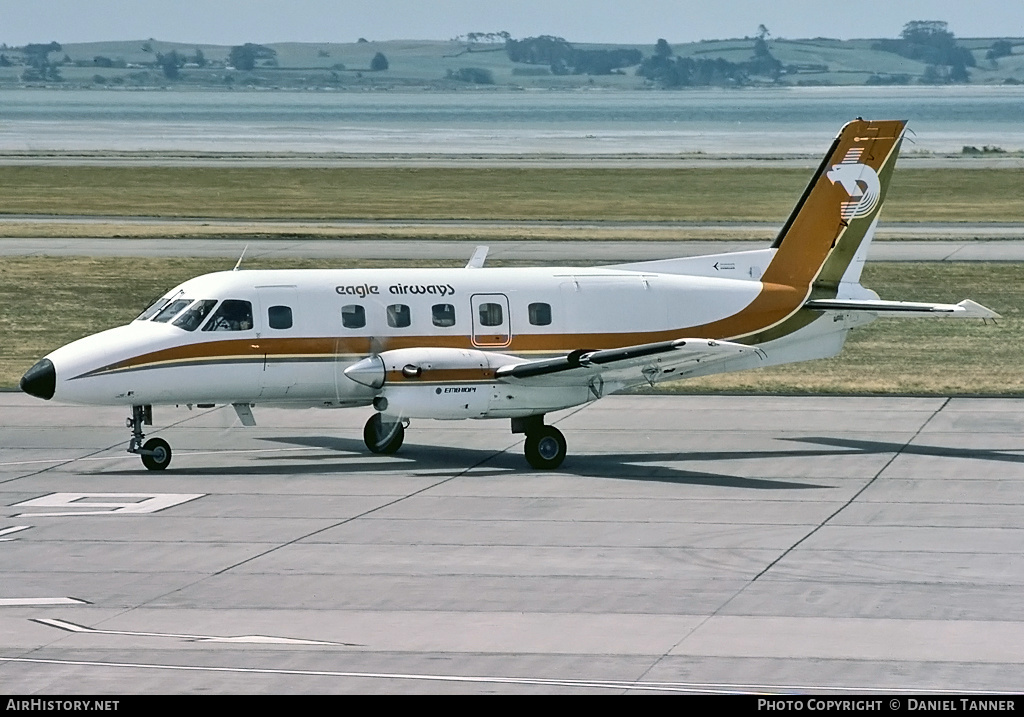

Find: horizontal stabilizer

[805,298,1001,319]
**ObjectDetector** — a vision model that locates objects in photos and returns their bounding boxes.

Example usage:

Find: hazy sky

[3,0,1022,46]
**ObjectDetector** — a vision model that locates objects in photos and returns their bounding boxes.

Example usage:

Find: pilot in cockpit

[203,299,253,332]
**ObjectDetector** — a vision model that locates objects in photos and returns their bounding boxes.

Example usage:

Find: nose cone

[20,359,56,400]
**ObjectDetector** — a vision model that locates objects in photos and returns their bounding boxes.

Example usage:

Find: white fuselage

[43,257,835,417]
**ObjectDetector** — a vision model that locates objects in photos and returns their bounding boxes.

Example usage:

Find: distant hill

[2,34,1022,89]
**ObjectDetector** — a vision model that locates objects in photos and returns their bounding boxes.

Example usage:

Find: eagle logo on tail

[826,148,881,221]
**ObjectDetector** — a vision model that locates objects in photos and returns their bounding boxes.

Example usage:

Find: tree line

[6,23,1015,87]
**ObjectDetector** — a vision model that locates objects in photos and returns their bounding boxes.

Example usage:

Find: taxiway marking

[0,655,1011,694]
[12,493,204,517]
[34,618,355,646]
[0,526,31,541]
[0,598,87,606]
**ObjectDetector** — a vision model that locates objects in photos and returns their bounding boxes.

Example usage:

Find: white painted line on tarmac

[0,655,1011,694]
[0,525,31,541]
[13,493,205,517]
[34,618,353,646]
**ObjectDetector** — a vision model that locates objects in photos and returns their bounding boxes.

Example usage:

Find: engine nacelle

[343,347,511,420]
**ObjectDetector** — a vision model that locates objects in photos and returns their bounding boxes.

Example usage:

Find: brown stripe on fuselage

[385,368,497,384]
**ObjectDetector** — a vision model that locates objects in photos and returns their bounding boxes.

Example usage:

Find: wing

[494,338,764,388]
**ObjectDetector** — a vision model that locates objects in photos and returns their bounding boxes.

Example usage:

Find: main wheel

[141,437,172,471]
[524,425,566,470]
[363,413,405,455]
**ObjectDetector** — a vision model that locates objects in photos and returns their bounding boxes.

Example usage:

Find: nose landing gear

[127,405,172,471]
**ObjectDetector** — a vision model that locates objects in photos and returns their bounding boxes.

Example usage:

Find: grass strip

[1,166,1021,222]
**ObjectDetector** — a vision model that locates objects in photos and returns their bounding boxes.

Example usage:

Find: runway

[2,392,1023,693]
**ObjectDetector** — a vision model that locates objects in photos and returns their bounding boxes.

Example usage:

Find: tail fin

[764,118,907,295]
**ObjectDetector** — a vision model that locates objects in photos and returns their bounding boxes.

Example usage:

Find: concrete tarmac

[2,392,1023,694]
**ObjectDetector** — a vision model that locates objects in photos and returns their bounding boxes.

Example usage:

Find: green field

[1,166,1022,226]
[2,257,1019,394]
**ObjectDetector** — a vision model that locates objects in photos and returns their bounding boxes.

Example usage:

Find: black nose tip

[20,359,56,400]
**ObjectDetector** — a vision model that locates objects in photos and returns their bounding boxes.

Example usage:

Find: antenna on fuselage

[466,245,489,269]
[232,245,249,271]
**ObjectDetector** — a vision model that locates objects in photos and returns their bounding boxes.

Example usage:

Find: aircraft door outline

[255,285,299,396]
[470,293,512,348]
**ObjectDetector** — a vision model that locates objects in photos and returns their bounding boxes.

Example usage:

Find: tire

[524,425,566,470]
[141,437,172,471]
[363,413,405,455]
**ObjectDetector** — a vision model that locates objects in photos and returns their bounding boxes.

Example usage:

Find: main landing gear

[513,415,567,470]
[127,404,172,471]
[363,413,406,455]
[362,412,567,470]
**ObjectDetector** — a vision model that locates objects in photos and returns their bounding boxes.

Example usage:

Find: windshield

[151,299,192,323]
[135,287,188,322]
[136,293,175,321]
[172,300,218,331]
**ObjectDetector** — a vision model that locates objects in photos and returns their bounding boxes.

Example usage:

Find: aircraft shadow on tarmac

[114,434,822,489]
[788,436,1024,464]
[102,433,1022,483]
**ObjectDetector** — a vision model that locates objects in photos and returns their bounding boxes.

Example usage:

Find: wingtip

[956,299,1002,320]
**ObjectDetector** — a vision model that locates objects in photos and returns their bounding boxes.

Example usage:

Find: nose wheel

[127,405,173,471]
[140,437,172,471]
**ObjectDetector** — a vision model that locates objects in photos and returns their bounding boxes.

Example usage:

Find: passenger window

[432,303,456,327]
[342,304,365,329]
[387,304,411,328]
[478,302,503,327]
[528,302,552,326]
[268,305,293,330]
[152,299,192,323]
[202,299,253,332]
[173,300,218,331]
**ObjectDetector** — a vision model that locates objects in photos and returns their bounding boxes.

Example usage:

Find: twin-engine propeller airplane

[20,119,998,471]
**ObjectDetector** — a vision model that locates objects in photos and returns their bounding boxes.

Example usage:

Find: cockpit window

[201,300,254,332]
[136,295,172,321]
[172,300,218,331]
[151,299,192,323]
